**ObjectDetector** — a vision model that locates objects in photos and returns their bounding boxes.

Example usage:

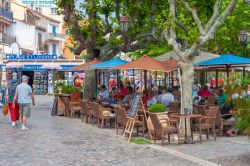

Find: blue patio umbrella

[197,54,250,66]
[89,58,128,69]
[197,54,250,79]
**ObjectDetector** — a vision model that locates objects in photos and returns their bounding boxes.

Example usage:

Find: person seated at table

[146,90,157,107]
[120,86,134,110]
[158,88,174,110]
[125,81,133,91]
[119,83,127,96]
[109,75,117,89]
[216,88,232,120]
[109,86,118,103]
[97,85,109,102]
[198,85,212,97]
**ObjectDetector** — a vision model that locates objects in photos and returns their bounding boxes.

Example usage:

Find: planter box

[70,92,81,102]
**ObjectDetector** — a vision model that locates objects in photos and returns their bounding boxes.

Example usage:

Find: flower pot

[57,86,62,94]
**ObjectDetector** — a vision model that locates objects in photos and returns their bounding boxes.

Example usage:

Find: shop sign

[23,65,44,71]
[5,54,58,60]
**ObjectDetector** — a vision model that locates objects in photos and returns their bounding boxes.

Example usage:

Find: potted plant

[149,103,167,114]
[148,103,171,140]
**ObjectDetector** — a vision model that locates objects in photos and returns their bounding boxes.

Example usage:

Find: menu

[128,92,143,118]
[33,71,48,95]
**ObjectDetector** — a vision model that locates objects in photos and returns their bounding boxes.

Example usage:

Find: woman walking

[6,72,19,127]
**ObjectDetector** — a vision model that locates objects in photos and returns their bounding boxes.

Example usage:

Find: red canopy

[115,55,172,72]
[163,57,178,70]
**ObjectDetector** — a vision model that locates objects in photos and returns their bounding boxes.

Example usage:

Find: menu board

[33,71,48,95]
[128,92,143,118]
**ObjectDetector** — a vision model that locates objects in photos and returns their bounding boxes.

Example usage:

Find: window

[52,44,56,55]
[52,25,56,34]
[0,23,5,33]
[38,33,42,47]
[5,2,11,10]
[35,7,42,13]
[50,8,57,14]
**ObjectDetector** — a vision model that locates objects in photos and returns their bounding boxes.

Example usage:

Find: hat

[110,75,115,78]
[12,72,17,76]
[22,75,29,80]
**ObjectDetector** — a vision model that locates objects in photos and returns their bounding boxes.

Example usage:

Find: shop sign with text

[5,54,57,60]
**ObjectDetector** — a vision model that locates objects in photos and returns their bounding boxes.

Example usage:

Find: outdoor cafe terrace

[52,53,250,145]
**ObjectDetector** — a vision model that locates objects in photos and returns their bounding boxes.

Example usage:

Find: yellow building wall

[62,26,76,59]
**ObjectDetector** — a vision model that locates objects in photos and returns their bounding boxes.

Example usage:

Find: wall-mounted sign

[5,54,58,60]
[6,65,44,71]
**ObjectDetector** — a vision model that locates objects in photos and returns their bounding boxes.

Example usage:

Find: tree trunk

[83,70,97,99]
[180,61,194,137]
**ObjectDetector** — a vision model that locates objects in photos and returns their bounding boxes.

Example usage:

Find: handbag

[2,101,8,116]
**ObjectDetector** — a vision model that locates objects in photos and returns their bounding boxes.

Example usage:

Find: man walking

[13,75,35,131]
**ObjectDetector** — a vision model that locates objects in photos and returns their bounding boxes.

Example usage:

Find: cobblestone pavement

[0,96,249,166]
[0,96,199,166]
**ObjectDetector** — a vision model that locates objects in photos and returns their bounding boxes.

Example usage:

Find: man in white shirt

[158,89,174,109]
[97,85,109,102]
[147,91,157,107]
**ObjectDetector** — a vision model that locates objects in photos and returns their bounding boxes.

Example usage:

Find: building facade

[8,1,65,56]
[0,0,15,55]
[14,0,77,59]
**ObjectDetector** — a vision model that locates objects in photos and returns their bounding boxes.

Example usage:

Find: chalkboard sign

[128,92,143,118]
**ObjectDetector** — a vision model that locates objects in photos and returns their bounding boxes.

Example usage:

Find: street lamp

[238,30,249,56]
[120,15,129,32]
[120,15,129,49]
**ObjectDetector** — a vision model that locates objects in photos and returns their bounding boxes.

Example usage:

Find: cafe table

[169,113,202,144]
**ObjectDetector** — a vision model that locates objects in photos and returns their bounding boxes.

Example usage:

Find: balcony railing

[49,33,65,38]
[37,46,48,53]
[0,7,13,22]
[46,33,65,42]
[0,33,16,44]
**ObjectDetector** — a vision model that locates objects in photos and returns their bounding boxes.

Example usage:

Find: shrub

[61,85,75,94]
[234,99,250,135]
[149,103,166,113]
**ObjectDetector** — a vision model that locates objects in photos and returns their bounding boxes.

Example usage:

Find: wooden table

[170,113,202,144]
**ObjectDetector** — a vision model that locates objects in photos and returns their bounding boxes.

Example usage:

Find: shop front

[2,54,84,95]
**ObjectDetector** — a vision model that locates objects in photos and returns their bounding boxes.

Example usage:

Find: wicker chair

[195,105,207,115]
[96,103,113,128]
[149,113,179,145]
[79,100,90,123]
[62,97,81,118]
[114,107,128,134]
[191,106,217,143]
[89,102,99,126]
[168,102,179,114]
[207,96,216,106]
